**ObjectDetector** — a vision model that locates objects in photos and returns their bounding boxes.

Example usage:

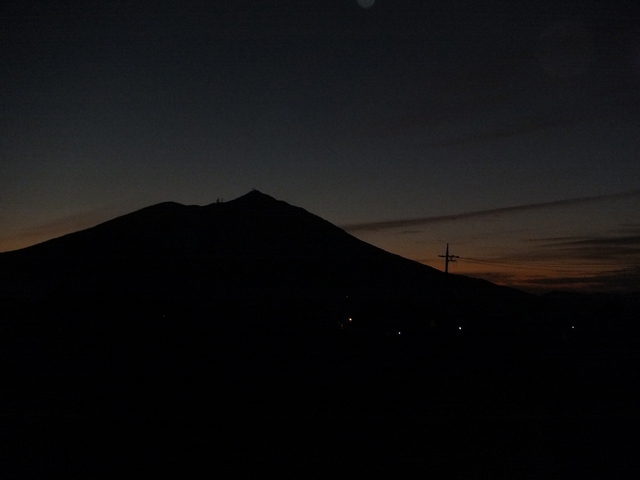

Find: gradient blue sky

[2,0,639,292]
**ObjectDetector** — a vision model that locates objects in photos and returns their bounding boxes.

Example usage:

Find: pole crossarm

[438,243,459,274]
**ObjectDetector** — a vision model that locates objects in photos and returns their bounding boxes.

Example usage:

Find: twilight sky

[2,0,639,293]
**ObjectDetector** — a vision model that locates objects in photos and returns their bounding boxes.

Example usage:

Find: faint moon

[357,0,375,8]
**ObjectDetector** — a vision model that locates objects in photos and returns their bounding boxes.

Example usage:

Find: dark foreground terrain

[2,310,639,479]
[1,193,638,477]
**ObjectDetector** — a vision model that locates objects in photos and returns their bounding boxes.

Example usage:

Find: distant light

[458,327,462,330]
[348,317,352,322]
[571,326,575,329]
[398,332,401,335]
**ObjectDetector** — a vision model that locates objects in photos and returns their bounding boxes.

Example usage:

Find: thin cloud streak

[516,267,640,293]
[521,232,640,263]
[342,189,640,232]
[539,235,640,248]
[420,117,572,149]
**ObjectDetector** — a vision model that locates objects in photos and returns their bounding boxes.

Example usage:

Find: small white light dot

[458,327,462,330]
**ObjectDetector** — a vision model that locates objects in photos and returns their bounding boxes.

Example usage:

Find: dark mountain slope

[0,190,541,375]
[0,190,528,311]
[3,194,637,479]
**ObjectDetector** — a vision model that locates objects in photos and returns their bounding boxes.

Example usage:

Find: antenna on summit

[438,243,459,274]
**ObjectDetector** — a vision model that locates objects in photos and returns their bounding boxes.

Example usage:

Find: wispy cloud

[516,267,640,293]
[526,230,640,263]
[420,117,572,149]
[542,236,640,248]
[462,265,640,294]
[342,189,640,232]
[455,228,640,293]
[354,78,636,145]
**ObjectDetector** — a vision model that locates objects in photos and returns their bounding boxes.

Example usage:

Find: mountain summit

[1,190,531,305]
[1,190,446,300]
[0,191,541,375]
[1,191,532,339]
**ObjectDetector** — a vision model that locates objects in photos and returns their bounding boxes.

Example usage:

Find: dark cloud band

[342,189,640,232]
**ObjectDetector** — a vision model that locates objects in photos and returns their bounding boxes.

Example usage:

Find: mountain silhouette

[1,190,530,313]
[3,193,638,479]
[1,190,538,374]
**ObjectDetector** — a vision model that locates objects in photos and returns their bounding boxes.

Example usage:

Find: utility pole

[433,244,459,329]
[438,243,459,274]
